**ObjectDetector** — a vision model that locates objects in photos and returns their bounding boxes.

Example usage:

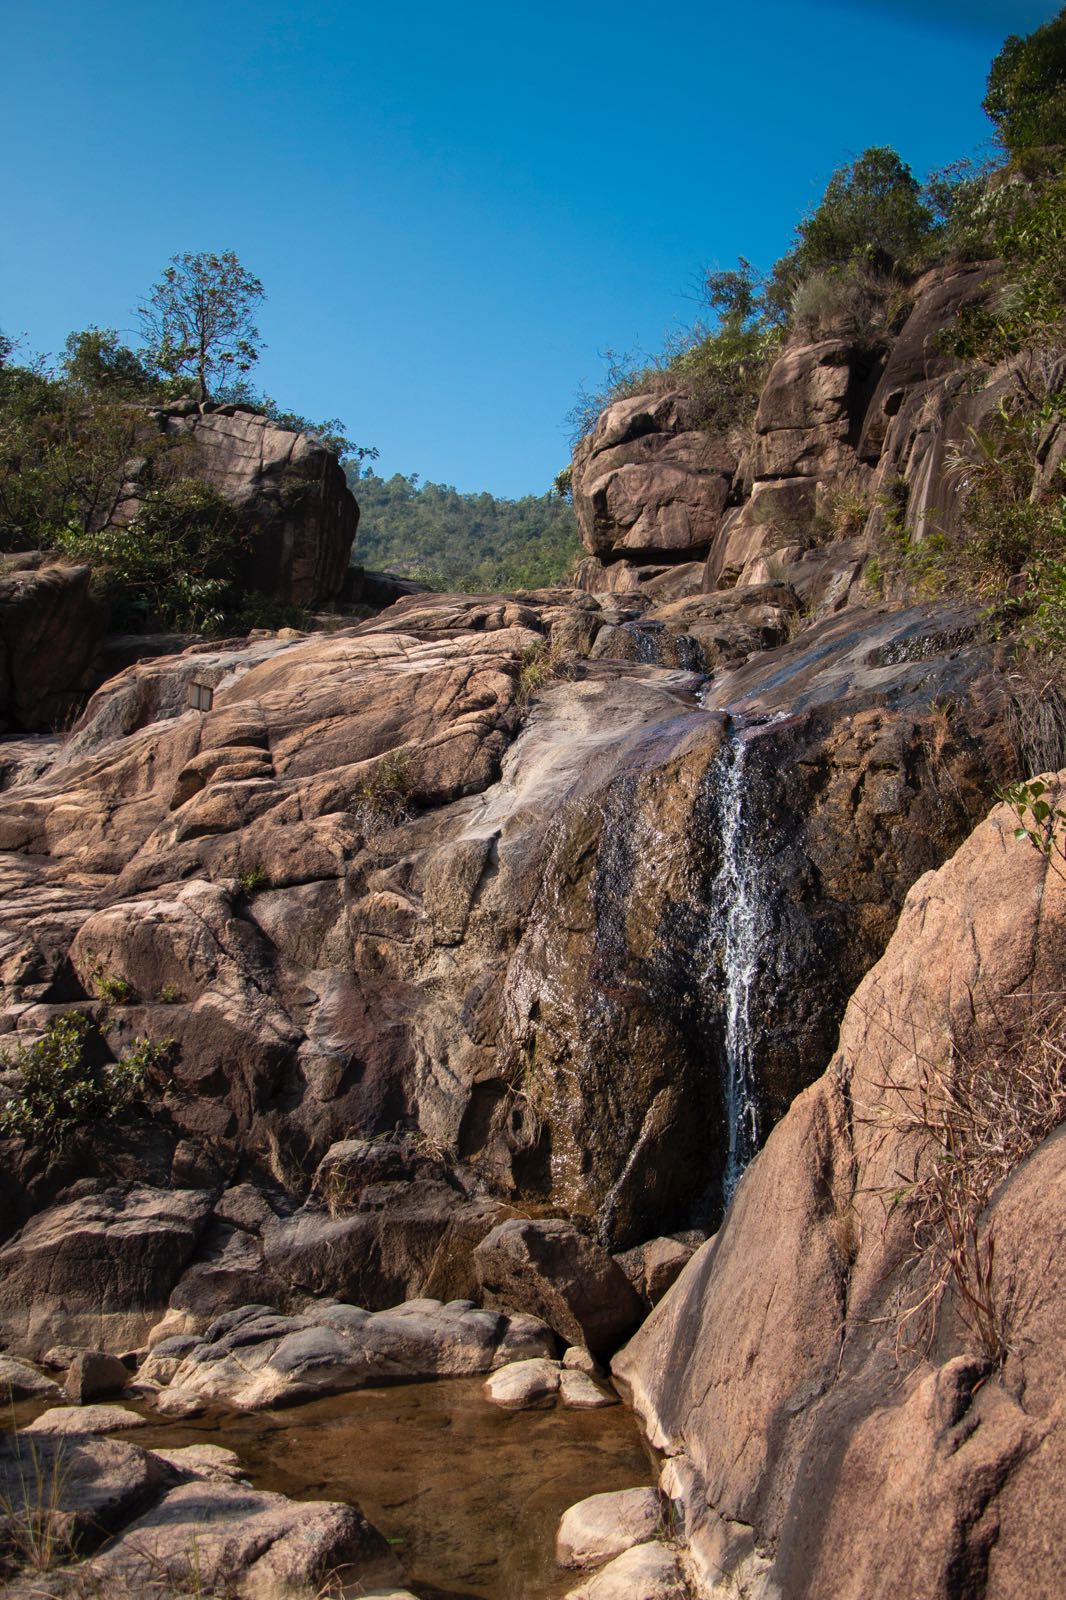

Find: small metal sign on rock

[188,681,214,712]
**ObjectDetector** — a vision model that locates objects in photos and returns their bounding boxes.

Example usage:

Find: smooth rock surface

[484,1357,562,1408]
[564,1541,689,1599]
[24,1404,148,1435]
[560,1368,618,1409]
[557,1486,662,1567]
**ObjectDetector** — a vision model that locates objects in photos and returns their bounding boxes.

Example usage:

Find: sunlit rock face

[572,390,742,564]
[0,582,1009,1354]
[614,778,1066,1600]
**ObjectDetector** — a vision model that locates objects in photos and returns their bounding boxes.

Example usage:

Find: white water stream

[707,727,771,1202]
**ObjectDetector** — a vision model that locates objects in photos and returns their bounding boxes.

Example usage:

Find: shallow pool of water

[128,1377,657,1599]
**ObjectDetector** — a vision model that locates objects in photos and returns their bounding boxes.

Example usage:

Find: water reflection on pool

[129,1376,658,1600]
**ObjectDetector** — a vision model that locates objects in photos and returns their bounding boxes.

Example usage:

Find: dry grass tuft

[0,1433,73,1576]
[859,991,1066,1365]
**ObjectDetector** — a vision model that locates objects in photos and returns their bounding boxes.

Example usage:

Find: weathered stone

[153,1298,549,1411]
[0,563,103,733]
[475,1219,644,1356]
[83,1477,388,1598]
[573,391,739,561]
[0,1353,61,1399]
[560,1368,618,1408]
[613,780,1066,1600]
[0,1187,214,1357]
[24,1404,147,1434]
[752,338,882,480]
[614,1237,695,1308]
[484,1357,561,1408]
[0,1431,173,1552]
[140,404,359,605]
[563,1344,604,1377]
[563,1541,688,1600]
[557,1485,663,1567]
[149,1443,246,1483]
[64,1349,129,1403]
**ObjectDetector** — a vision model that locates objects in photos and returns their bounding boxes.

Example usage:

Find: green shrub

[56,478,248,633]
[228,591,309,634]
[351,749,415,838]
[237,866,269,894]
[0,1014,170,1150]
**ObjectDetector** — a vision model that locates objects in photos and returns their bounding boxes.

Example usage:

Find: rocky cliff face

[614,782,1066,1600]
[0,571,1014,1353]
[0,252,1060,1600]
[119,401,359,606]
[572,261,1001,609]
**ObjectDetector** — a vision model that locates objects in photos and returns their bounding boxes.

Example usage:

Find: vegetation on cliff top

[570,8,1066,449]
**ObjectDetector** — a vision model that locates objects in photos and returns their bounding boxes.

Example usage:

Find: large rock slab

[0,1186,213,1357]
[138,403,359,605]
[475,1218,643,1356]
[573,391,739,562]
[751,338,882,481]
[0,562,103,733]
[0,1431,173,1552]
[150,1296,555,1411]
[613,780,1066,1599]
[82,1478,387,1598]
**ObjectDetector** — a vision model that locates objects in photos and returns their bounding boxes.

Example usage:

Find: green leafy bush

[0,1014,170,1150]
[56,478,248,632]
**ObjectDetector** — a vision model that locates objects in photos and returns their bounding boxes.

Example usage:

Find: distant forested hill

[347,470,582,592]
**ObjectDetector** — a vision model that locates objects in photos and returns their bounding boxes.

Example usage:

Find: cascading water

[705,723,773,1203]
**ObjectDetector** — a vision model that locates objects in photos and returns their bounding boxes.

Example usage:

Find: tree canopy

[138,251,265,399]
[985,6,1066,165]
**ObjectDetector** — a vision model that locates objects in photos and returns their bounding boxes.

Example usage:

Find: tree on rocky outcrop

[138,251,265,400]
[985,5,1066,167]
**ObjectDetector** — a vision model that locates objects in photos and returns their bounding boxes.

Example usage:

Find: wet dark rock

[475,1219,644,1356]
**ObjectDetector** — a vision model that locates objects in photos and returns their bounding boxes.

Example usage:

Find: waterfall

[706,726,766,1204]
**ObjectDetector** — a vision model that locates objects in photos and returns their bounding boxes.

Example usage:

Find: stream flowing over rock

[1,244,1064,1599]
[0,579,1012,1362]
[614,783,1066,1600]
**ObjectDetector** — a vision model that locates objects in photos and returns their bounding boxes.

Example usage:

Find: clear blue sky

[1,1,1058,496]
